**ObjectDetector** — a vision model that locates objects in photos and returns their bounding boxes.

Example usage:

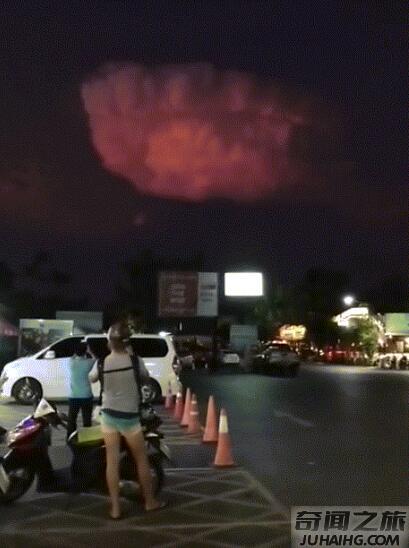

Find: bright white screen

[224,272,263,297]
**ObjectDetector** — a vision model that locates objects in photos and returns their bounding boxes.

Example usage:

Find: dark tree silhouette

[295,268,350,318]
[111,248,205,330]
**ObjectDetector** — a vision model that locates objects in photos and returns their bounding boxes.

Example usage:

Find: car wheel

[12,377,43,405]
[141,379,162,403]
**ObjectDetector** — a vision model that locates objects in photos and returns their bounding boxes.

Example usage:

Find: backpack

[98,355,161,430]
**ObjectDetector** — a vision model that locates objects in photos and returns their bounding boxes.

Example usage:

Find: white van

[0,334,180,404]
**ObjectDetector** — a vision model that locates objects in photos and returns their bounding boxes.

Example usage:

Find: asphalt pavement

[181,363,409,507]
[0,398,290,547]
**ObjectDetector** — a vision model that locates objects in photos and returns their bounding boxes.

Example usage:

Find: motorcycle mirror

[33,399,57,419]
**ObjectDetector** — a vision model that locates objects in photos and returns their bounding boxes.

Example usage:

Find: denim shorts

[100,411,141,435]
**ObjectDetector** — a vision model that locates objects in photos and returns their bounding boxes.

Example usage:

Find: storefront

[383,313,409,353]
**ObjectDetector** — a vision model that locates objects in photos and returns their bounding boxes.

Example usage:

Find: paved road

[181,363,409,507]
[0,404,290,547]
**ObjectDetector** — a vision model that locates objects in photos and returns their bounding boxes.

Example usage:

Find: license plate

[0,463,10,494]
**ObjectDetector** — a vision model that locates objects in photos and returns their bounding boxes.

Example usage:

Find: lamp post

[343,295,355,307]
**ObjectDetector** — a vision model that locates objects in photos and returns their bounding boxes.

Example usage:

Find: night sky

[0,2,406,308]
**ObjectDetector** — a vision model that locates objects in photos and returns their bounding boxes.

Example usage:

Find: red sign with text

[158,272,198,317]
[158,272,218,317]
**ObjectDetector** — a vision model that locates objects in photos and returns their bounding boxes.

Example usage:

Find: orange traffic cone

[202,395,218,443]
[187,394,201,434]
[213,408,236,467]
[173,391,184,420]
[180,388,191,427]
[164,382,174,410]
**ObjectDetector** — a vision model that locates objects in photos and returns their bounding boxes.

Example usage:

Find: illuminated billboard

[224,272,263,297]
[279,324,307,342]
[384,313,409,336]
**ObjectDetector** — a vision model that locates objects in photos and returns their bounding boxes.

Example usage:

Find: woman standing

[93,322,164,519]
[67,341,94,439]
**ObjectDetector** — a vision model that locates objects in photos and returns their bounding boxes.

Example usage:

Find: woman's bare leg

[123,429,161,511]
[103,430,121,518]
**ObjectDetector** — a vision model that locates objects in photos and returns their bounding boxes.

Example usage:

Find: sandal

[145,501,168,513]
[109,508,122,520]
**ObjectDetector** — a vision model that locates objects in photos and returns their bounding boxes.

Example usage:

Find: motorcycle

[0,398,170,504]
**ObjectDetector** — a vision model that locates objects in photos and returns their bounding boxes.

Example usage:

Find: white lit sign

[224,272,263,297]
[333,307,369,328]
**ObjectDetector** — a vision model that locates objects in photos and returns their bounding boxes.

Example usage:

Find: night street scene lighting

[0,3,406,547]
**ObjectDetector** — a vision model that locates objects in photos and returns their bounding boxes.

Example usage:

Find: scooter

[0,399,170,504]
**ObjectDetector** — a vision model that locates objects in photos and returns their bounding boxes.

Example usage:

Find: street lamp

[343,295,355,307]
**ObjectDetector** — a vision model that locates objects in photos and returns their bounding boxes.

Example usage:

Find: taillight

[172,355,181,374]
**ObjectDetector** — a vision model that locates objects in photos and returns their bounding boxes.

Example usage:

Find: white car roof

[82,333,170,340]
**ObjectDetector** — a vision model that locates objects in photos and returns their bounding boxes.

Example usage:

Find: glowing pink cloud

[81,63,312,202]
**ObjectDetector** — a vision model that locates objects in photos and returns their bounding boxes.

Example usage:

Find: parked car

[321,345,367,365]
[252,342,300,376]
[177,352,195,370]
[0,334,180,404]
[174,336,211,370]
